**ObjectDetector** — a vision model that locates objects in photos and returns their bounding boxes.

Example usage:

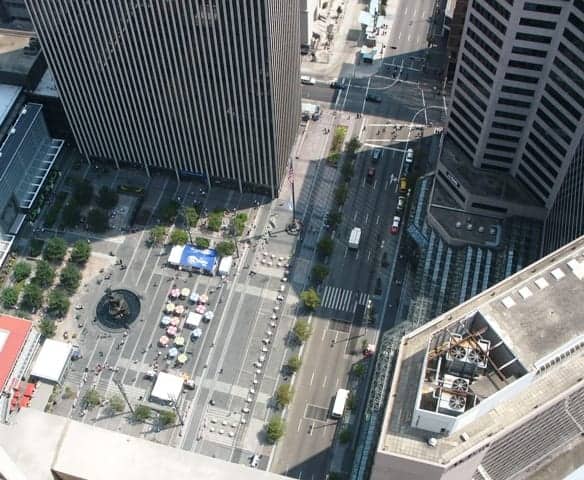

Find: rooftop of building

[440,137,542,207]
[379,234,584,465]
[0,34,40,77]
[0,408,288,480]
[33,68,58,98]
[0,314,32,390]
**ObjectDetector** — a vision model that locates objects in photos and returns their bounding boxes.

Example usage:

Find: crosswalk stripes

[320,286,369,313]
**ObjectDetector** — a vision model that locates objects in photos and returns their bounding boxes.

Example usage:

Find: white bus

[331,388,350,419]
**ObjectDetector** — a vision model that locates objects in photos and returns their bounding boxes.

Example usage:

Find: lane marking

[376,215,380,225]
[310,370,315,386]
[323,375,328,387]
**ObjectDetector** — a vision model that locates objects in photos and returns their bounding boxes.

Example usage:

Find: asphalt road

[271,0,443,477]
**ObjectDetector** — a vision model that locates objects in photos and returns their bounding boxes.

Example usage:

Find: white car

[391,216,401,234]
[250,455,261,468]
[406,148,414,163]
[75,304,84,310]
[300,75,316,85]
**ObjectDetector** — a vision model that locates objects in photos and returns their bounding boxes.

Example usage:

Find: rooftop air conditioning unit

[447,344,467,362]
[439,392,467,413]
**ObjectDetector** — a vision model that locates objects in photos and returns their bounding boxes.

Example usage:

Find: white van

[406,148,414,163]
[301,75,316,85]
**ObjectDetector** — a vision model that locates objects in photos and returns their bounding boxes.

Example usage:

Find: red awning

[19,396,30,408]
[23,383,36,398]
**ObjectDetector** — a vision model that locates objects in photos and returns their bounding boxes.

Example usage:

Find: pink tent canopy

[166,326,178,337]
[159,335,170,346]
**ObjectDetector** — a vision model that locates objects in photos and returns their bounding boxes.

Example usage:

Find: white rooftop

[168,245,183,265]
[30,339,72,383]
[0,84,21,126]
[0,408,287,480]
[150,371,183,403]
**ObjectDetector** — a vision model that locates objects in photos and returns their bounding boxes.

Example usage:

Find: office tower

[440,0,584,212]
[371,235,584,480]
[26,1,301,197]
[300,0,319,47]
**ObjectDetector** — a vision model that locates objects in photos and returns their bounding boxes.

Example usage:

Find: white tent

[31,339,73,383]
[185,312,202,329]
[168,245,184,266]
[150,372,183,403]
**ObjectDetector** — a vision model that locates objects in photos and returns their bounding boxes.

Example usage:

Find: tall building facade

[26,1,301,197]
[443,0,584,210]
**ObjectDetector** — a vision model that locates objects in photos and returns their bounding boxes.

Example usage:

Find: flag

[287,164,294,185]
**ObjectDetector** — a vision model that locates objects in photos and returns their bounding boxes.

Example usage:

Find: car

[75,304,84,310]
[367,167,376,183]
[399,176,408,194]
[330,79,346,89]
[372,148,382,162]
[406,148,414,163]
[366,93,382,103]
[391,216,401,234]
[301,75,316,85]
[397,196,406,212]
[251,455,261,468]
[300,44,310,55]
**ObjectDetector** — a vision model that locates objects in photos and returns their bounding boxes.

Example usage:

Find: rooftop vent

[428,437,438,447]
[534,277,549,290]
[551,268,565,280]
[518,286,532,299]
[502,296,515,309]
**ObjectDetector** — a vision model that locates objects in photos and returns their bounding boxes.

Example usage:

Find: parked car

[301,75,316,85]
[366,93,382,103]
[391,216,401,234]
[399,177,408,194]
[330,79,346,89]
[397,196,406,212]
[372,148,382,162]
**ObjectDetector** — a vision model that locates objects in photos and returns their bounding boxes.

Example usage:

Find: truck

[331,388,350,419]
[218,255,233,276]
[348,227,361,249]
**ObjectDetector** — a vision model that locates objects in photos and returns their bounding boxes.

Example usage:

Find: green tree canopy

[334,183,348,206]
[108,395,125,413]
[207,211,223,232]
[47,289,70,318]
[159,200,179,224]
[133,404,151,422]
[34,260,55,288]
[70,240,91,264]
[184,207,199,228]
[293,319,313,342]
[266,416,286,443]
[317,237,334,257]
[195,236,210,249]
[275,383,294,408]
[286,355,302,373]
[346,136,362,154]
[339,428,352,444]
[61,202,81,228]
[60,264,81,294]
[97,186,119,210]
[21,283,43,310]
[1,287,19,308]
[87,208,109,233]
[300,289,321,310]
[12,261,32,282]
[312,264,329,284]
[44,237,67,262]
[341,159,355,181]
[232,212,248,236]
[326,211,342,230]
[149,225,167,245]
[158,409,176,426]
[38,319,56,338]
[353,363,366,378]
[84,388,101,408]
[170,228,189,245]
[73,179,93,206]
[216,241,235,257]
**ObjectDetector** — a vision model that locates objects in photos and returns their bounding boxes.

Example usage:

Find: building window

[501,85,535,96]
[498,97,531,108]
[504,72,539,84]
[508,59,543,71]
[512,46,548,58]
[516,32,552,44]
[524,3,562,14]
[519,18,557,30]
[495,110,527,121]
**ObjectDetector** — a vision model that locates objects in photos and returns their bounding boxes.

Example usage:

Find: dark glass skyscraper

[26,1,301,197]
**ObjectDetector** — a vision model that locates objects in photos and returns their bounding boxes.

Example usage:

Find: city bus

[331,388,350,419]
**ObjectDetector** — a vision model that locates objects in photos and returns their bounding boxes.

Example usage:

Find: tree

[47,289,70,318]
[62,386,76,400]
[97,186,119,209]
[61,202,81,228]
[326,211,342,230]
[300,289,320,310]
[286,355,302,373]
[317,237,334,257]
[341,159,355,181]
[293,319,313,343]
[232,212,248,236]
[39,319,56,338]
[12,261,32,282]
[353,363,366,378]
[195,237,210,249]
[44,237,67,262]
[149,225,167,245]
[170,228,189,245]
[133,404,151,422]
[266,416,286,443]
[108,395,125,413]
[60,264,81,294]
[158,409,176,427]
[339,428,352,444]
[21,283,43,310]
[34,260,55,288]
[275,383,294,408]
[312,264,329,283]
[1,287,19,308]
[216,241,235,257]
[84,388,101,408]
[87,208,109,233]
[334,184,348,205]
[159,200,179,224]
[207,211,223,232]
[346,136,361,154]
[70,240,91,264]
[184,207,199,227]
[73,179,93,206]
